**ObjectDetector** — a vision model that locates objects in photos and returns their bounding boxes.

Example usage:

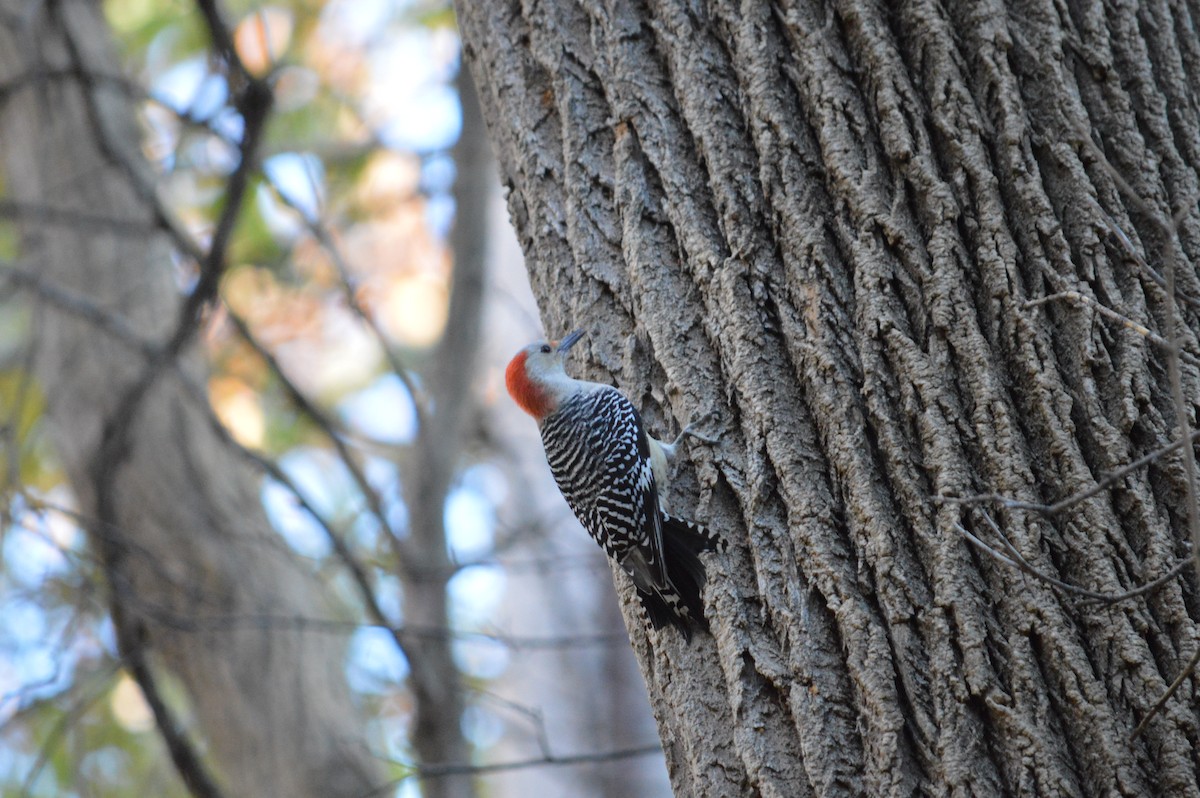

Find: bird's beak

[556,329,585,353]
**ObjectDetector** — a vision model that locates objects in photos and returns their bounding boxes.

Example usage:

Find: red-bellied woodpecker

[505,329,720,640]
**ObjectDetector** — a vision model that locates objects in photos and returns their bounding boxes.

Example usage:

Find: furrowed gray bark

[0,2,380,795]
[458,0,1200,794]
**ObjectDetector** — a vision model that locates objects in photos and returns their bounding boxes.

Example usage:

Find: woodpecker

[505,329,720,640]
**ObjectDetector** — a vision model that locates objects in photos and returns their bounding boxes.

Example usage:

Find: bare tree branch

[265,178,431,424]
[1090,197,1200,311]
[17,663,121,797]
[955,511,1191,606]
[937,428,1200,517]
[1131,645,1200,741]
[2,263,160,358]
[0,198,159,234]
[222,309,399,541]
[62,0,272,793]
[1024,291,1200,367]
[360,743,665,797]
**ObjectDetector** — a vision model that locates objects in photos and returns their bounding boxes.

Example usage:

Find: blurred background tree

[0,0,669,795]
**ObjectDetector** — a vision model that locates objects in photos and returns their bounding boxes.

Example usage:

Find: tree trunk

[398,65,490,798]
[0,3,381,795]
[484,123,672,796]
[458,0,1200,794]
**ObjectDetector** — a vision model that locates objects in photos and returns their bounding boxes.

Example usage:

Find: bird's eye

[540,344,552,354]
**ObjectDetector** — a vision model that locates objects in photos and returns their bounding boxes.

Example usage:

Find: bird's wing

[544,387,668,590]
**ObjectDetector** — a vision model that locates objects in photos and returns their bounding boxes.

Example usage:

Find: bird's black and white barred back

[541,387,662,567]
[539,386,720,639]
[505,330,721,640]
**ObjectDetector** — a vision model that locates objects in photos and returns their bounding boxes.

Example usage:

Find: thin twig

[194,395,415,659]
[959,516,1116,599]
[416,744,663,779]
[0,199,159,234]
[59,1,273,794]
[11,491,626,653]
[938,429,1200,517]
[17,664,122,797]
[357,744,664,796]
[957,513,1191,605]
[0,300,39,500]
[1152,201,1200,589]
[56,29,205,266]
[1090,197,1200,310]
[1038,138,1200,741]
[2,264,161,358]
[1024,291,1200,367]
[1130,645,1200,740]
[267,181,430,425]
[1075,558,1193,606]
[222,309,399,545]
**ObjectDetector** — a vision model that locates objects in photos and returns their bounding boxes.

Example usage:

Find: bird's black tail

[638,514,724,642]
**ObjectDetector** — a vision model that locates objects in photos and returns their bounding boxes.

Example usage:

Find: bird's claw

[673,413,719,447]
